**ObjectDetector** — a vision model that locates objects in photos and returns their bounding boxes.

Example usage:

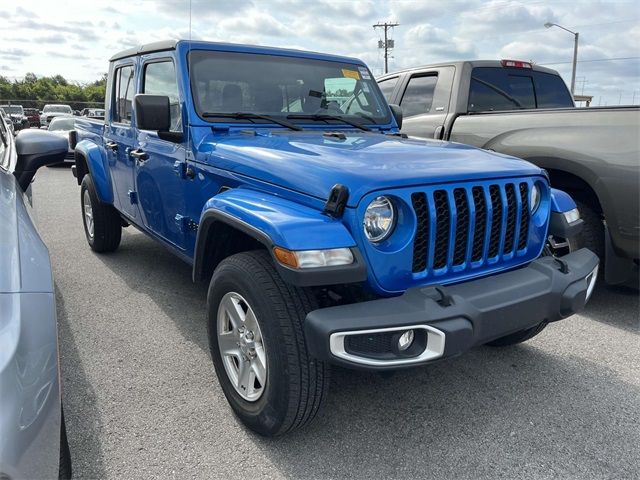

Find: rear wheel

[207,250,330,436]
[574,200,604,261]
[80,175,122,252]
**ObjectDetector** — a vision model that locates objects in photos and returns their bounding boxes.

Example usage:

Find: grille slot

[411,193,429,272]
[410,181,533,275]
[488,185,503,258]
[452,188,469,265]
[433,190,450,269]
[471,187,486,262]
[503,183,517,254]
[518,183,529,250]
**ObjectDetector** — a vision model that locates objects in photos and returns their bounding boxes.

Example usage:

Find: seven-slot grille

[411,181,531,274]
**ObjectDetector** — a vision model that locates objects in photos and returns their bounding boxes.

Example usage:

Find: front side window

[377,77,398,102]
[190,50,390,126]
[400,75,438,117]
[113,65,134,124]
[143,61,182,132]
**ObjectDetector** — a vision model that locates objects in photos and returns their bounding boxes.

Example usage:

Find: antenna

[373,21,399,74]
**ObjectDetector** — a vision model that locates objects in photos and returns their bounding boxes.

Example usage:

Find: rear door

[134,55,187,250]
[104,61,138,219]
[396,67,455,139]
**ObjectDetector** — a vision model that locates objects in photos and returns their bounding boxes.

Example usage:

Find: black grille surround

[410,180,536,275]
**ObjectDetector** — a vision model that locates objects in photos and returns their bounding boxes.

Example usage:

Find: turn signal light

[273,247,354,269]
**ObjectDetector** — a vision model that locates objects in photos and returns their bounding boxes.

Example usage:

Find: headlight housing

[363,196,396,243]
[530,183,542,213]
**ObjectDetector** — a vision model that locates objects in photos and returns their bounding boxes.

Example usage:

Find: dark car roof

[110,39,362,65]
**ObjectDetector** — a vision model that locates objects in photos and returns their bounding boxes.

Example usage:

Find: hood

[203,130,544,207]
[0,171,53,293]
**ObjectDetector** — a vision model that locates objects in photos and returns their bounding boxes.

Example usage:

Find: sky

[1,0,639,106]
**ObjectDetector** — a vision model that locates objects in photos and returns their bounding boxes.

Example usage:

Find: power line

[539,56,640,65]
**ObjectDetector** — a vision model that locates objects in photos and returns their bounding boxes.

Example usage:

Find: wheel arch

[192,189,365,286]
[74,140,114,204]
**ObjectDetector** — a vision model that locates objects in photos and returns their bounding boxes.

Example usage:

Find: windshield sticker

[341,69,361,80]
[358,67,371,80]
[362,83,371,92]
[308,89,324,98]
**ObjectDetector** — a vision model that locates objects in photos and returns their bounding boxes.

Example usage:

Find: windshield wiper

[202,112,302,131]
[286,113,371,132]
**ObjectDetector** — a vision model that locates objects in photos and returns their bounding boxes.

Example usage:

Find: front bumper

[304,248,599,370]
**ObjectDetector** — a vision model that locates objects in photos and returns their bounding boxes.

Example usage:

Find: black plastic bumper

[304,249,599,370]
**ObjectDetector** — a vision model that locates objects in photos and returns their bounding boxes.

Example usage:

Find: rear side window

[378,77,398,102]
[113,65,135,124]
[400,75,438,117]
[468,67,573,112]
[143,61,182,132]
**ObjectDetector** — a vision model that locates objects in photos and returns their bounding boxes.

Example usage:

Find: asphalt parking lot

[33,165,639,479]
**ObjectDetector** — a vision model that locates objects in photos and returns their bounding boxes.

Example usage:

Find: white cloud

[0,0,637,106]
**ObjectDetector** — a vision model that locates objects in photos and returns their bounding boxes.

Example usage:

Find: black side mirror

[389,104,403,129]
[13,129,68,191]
[135,94,170,132]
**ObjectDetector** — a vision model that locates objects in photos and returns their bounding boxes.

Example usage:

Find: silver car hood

[0,171,53,293]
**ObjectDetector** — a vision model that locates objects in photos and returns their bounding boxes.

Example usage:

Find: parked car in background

[0,124,72,478]
[0,105,28,131]
[48,116,77,162]
[39,104,73,128]
[82,108,105,119]
[378,60,639,286]
[0,109,15,135]
[74,40,599,436]
[24,108,41,128]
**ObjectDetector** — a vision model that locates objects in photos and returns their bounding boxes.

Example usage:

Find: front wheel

[80,175,122,252]
[207,250,330,436]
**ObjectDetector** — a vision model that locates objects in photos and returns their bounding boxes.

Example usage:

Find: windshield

[190,50,391,126]
[3,106,23,115]
[43,105,72,113]
[49,117,75,130]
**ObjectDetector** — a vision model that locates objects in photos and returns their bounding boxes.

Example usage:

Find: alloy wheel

[217,292,267,402]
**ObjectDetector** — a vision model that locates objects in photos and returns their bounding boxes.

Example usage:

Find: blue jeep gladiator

[73,40,599,436]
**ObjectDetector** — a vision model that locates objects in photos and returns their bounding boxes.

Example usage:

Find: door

[397,67,455,139]
[134,57,187,250]
[104,63,138,218]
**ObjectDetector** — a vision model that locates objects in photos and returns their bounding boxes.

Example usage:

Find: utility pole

[373,21,399,74]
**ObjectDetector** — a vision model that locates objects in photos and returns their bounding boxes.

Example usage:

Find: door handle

[129,149,149,162]
[105,141,118,151]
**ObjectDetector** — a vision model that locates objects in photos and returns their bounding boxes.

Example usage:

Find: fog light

[398,330,415,351]
[563,208,580,224]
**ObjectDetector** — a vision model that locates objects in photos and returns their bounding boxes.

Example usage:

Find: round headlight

[530,183,542,212]
[363,196,396,243]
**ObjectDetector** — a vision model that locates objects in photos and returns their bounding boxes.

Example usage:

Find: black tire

[80,175,122,252]
[486,321,548,347]
[207,250,330,436]
[59,408,72,479]
[575,200,604,261]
